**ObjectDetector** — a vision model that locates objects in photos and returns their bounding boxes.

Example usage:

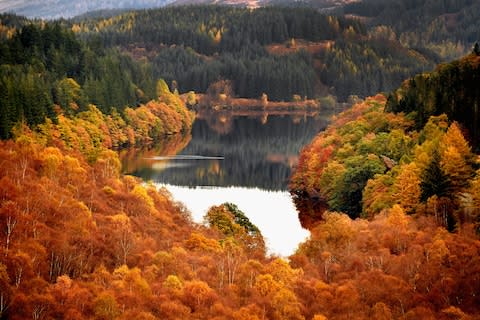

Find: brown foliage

[1,93,480,319]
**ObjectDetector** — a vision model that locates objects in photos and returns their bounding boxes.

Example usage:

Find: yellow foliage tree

[254,274,281,297]
[386,205,410,254]
[131,185,155,210]
[442,122,472,158]
[163,275,183,292]
[441,146,472,192]
[271,288,305,320]
[94,292,120,320]
[393,163,421,213]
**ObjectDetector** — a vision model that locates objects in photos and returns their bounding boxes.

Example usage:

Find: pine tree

[473,42,480,56]
[420,149,452,202]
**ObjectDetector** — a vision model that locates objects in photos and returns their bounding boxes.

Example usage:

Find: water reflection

[120,109,333,256]
[120,131,192,175]
[123,110,331,190]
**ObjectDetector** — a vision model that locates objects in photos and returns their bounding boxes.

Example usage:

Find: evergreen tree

[473,42,480,55]
[420,149,452,202]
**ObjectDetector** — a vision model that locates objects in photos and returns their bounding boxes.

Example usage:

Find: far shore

[192,94,321,110]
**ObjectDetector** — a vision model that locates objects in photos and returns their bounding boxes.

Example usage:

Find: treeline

[41,97,193,161]
[3,3,476,108]
[0,20,158,139]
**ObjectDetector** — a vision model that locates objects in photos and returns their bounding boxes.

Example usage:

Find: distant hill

[168,0,357,10]
[169,0,263,8]
[0,0,359,19]
[71,5,435,101]
[0,0,174,19]
[266,0,358,10]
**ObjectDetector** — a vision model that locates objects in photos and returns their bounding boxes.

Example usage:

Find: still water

[121,109,332,256]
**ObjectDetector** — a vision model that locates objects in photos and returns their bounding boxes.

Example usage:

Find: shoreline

[193,94,321,110]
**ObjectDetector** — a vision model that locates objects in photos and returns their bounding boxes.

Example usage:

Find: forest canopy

[66,5,443,101]
[0,20,163,139]
[1,93,479,319]
[290,53,480,230]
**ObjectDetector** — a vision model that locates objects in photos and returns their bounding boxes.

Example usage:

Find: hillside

[3,3,476,103]
[343,0,480,60]
[290,53,480,228]
[0,19,189,140]
[1,5,480,319]
[71,5,436,101]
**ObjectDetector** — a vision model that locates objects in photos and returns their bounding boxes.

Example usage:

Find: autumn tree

[440,122,475,193]
[271,287,305,320]
[0,263,11,318]
[182,280,217,312]
[205,203,265,257]
[94,292,120,320]
[393,163,421,214]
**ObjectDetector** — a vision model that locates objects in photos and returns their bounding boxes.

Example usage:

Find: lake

[120,109,333,256]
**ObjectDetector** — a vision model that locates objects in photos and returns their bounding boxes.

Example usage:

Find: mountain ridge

[0,0,174,19]
[0,0,357,19]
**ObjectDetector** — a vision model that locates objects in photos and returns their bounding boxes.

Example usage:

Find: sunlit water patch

[159,184,309,257]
